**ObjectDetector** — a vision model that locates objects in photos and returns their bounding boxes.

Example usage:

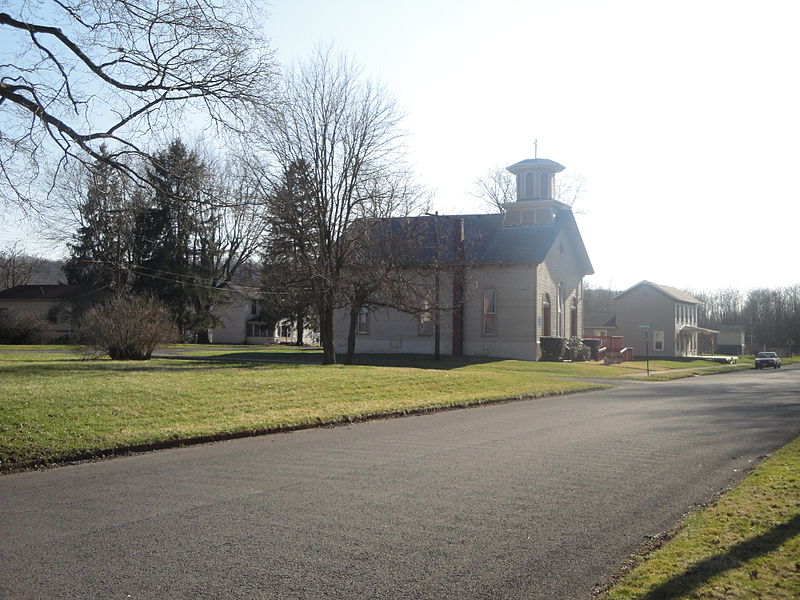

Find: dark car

[755,352,781,369]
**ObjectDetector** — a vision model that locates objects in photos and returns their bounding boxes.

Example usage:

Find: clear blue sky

[3,0,799,292]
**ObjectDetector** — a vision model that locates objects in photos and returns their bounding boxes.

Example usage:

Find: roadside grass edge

[3,384,607,474]
[594,434,800,599]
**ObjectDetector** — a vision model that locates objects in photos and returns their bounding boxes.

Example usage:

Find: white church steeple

[506,157,565,201]
[501,157,566,227]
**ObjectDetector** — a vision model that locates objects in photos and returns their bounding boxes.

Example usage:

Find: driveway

[2,367,799,599]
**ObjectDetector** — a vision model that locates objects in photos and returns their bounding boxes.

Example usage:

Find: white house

[211,287,315,345]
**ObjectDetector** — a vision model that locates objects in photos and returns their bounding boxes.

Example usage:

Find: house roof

[584,311,617,328]
[614,280,700,304]
[679,324,719,335]
[0,284,108,300]
[376,210,593,274]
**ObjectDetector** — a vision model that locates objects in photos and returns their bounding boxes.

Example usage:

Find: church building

[332,156,594,361]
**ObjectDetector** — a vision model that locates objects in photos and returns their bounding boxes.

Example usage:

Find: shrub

[566,336,590,362]
[0,311,57,344]
[582,338,602,360]
[76,293,179,360]
[540,336,567,361]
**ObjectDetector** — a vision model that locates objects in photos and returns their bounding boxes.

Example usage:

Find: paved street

[2,367,799,599]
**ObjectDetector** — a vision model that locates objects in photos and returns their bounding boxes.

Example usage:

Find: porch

[677,325,719,356]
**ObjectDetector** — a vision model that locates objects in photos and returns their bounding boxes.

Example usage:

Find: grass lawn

[1,347,619,469]
[0,346,781,469]
[599,435,800,600]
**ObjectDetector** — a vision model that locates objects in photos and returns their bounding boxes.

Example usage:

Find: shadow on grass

[635,514,800,600]
[0,356,311,377]
[344,353,504,370]
[2,346,543,374]
[159,351,506,370]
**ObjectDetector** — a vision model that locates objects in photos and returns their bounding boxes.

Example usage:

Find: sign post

[638,325,652,376]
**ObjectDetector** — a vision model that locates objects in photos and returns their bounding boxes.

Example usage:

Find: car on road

[755,352,781,369]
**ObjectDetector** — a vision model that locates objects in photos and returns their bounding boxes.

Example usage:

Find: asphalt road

[2,366,799,599]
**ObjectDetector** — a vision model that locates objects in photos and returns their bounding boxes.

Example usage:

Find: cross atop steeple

[533,138,538,159]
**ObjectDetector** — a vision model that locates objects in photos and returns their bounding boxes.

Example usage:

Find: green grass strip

[1,350,612,468]
[0,346,792,469]
[600,436,800,599]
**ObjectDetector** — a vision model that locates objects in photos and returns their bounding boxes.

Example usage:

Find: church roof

[372,210,593,274]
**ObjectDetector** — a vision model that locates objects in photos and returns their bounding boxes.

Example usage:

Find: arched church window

[542,293,551,336]
[539,173,550,198]
[524,172,535,199]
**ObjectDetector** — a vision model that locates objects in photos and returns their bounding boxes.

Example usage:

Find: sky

[3,0,799,292]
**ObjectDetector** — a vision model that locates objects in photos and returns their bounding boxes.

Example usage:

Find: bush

[582,338,602,360]
[566,336,590,362]
[76,293,179,360]
[0,311,57,344]
[540,336,567,361]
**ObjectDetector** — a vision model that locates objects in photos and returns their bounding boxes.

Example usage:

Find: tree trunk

[295,309,305,346]
[344,304,359,365]
[319,294,337,364]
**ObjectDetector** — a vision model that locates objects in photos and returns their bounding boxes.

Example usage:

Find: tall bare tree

[0,241,44,289]
[263,48,420,364]
[0,0,278,209]
[471,165,516,213]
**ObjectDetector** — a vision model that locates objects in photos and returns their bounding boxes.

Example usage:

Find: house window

[0,308,8,319]
[653,330,665,352]
[542,293,552,336]
[250,299,258,316]
[48,307,59,323]
[247,323,272,337]
[279,323,292,338]
[418,310,434,336]
[357,307,370,335]
[483,288,497,335]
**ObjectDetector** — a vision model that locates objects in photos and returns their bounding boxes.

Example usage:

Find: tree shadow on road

[636,513,800,600]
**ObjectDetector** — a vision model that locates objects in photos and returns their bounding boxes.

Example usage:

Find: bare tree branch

[259,48,423,363]
[1,0,279,209]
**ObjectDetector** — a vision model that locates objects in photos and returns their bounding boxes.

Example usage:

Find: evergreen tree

[132,140,214,336]
[131,140,268,342]
[261,159,318,344]
[64,145,133,287]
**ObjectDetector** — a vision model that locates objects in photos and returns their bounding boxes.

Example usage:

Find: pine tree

[65,145,132,287]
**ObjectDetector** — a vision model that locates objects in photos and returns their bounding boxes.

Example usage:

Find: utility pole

[639,324,652,376]
[425,211,441,360]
